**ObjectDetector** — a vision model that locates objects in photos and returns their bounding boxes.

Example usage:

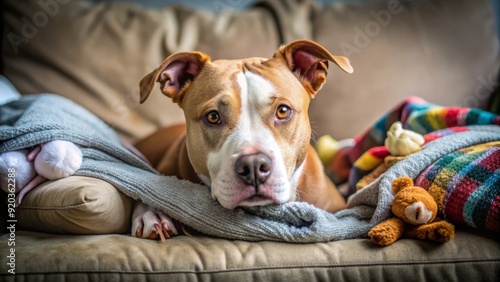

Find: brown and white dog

[132,40,353,240]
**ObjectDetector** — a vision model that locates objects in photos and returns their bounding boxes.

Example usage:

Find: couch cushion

[0,230,498,281]
[16,176,132,234]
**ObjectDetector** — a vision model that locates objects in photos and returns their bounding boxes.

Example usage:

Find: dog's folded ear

[275,40,353,97]
[139,52,210,104]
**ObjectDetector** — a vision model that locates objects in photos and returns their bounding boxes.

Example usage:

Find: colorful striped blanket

[327,97,500,233]
[415,142,500,233]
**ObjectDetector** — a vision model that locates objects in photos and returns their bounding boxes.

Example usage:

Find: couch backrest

[2,0,499,141]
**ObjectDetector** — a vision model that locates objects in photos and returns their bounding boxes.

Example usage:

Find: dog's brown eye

[205,110,221,124]
[276,105,292,121]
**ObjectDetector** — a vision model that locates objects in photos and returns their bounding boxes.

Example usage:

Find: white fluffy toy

[384,121,425,156]
[0,140,82,205]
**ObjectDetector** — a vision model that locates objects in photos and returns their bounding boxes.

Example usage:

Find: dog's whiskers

[286,166,309,178]
[296,188,315,202]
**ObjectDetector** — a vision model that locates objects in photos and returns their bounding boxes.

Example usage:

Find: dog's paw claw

[134,218,145,239]
[131,202,177,242]
[154,224,167,242]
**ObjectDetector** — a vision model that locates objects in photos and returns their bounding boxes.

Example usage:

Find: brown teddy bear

[368,176,455,246]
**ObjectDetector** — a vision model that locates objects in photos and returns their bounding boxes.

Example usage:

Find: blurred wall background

[92,0,500,41]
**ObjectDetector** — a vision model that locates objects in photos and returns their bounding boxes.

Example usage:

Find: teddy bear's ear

[392,177,414,193]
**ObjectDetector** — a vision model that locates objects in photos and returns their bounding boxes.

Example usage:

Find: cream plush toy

[0,140,82,205]
[384,121,425,156]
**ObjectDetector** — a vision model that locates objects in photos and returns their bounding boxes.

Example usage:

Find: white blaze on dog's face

[139,40,353,209]
[187,63,312,209]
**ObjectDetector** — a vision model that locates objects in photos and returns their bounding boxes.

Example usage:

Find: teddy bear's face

[391,187,438,225]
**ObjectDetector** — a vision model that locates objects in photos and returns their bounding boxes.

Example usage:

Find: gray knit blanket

[1,94,500,242]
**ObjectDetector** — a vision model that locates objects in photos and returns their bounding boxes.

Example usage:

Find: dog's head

[140,40,352,209]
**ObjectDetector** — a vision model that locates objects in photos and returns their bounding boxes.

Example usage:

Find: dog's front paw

[131,201,178,242]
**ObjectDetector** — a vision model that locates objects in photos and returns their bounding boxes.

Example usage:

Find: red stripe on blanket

[479,149,500,171]
[444,176,478,226]
[370,146,390,159]
[486,195,500,232]
[444,108,462,127]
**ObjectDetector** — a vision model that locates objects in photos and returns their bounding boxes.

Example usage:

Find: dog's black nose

[235,153,272,189]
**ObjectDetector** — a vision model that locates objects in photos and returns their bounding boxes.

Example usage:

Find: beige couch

[1,0,499,281]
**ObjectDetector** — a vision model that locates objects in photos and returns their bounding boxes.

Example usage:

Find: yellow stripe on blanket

[353,152,383,171]
[425,108,447,130]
